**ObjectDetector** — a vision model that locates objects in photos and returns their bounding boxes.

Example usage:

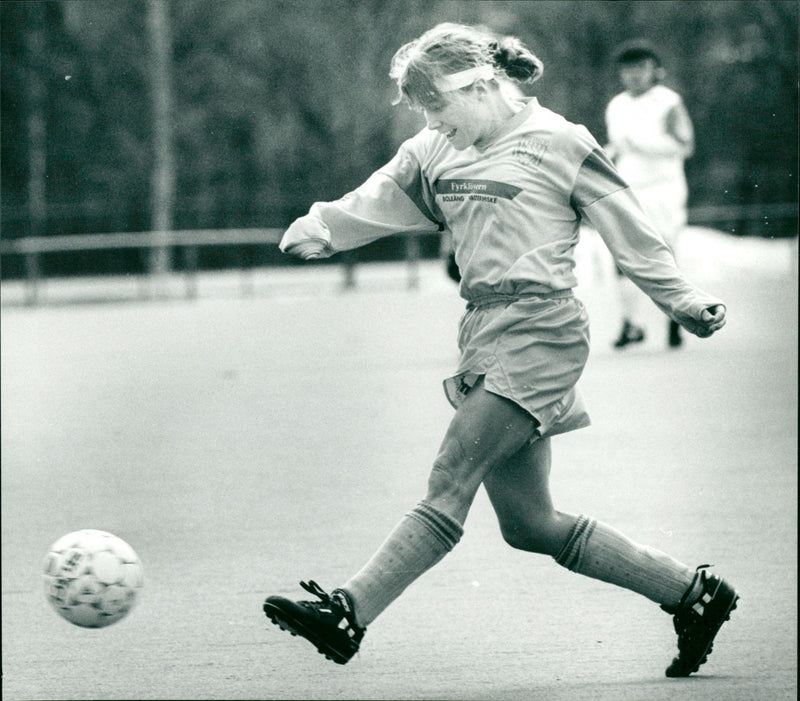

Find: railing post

[183,245,198,299]
[239,245,254,297]
[341,251,356,290]
[405,234,420,289]
[24,251,40,306]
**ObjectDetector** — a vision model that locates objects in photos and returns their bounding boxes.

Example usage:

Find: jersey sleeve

[280,135,443,257]
[573,148,723,334]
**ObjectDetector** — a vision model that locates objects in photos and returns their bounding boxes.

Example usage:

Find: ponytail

[490,36,544,84]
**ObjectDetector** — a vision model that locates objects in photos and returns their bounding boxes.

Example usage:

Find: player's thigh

[428,380,538,520]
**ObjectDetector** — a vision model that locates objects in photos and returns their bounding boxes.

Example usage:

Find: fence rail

[0,227,425,304]
[0,227,285,253]
[1,204,796,305]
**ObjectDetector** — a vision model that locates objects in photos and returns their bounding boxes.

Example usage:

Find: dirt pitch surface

[2,229,797,700]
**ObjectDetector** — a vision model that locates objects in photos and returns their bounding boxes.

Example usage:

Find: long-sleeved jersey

[281,97,719,332]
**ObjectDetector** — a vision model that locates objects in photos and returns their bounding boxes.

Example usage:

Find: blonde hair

[390,23,543,110]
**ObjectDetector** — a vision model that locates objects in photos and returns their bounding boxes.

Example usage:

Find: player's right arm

[280,134,443,259]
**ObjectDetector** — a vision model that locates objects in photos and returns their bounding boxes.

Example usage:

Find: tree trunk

[146,0,175,294]
[24,3,47,304]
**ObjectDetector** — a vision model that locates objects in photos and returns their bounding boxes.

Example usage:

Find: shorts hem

[443,361,591,439]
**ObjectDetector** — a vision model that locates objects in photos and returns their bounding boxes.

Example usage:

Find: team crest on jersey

[513,137,548,168]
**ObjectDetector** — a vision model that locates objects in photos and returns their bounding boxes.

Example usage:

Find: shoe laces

[299,580,335,607]
[299,580,363,635]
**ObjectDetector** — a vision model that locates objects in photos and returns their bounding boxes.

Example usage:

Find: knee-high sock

[554,515,702,609]
[341,501,463,627]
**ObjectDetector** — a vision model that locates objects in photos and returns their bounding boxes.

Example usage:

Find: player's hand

[279,211,333,259]
[694,304,726,338]
[284,239,328,260]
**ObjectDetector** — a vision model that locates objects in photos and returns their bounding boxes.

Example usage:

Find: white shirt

[605,84,691,189]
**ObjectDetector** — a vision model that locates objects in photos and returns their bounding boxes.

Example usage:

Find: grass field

[2,228,797,700]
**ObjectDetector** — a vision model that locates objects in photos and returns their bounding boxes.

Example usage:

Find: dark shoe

[264,580,365,665]
[663,566,739,677]
[668,320,683,348]
[613,321,645,349]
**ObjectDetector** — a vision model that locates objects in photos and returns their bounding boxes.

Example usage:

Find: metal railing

[1,203,796,306]
[0,227,428,305]
[0,228,281,305]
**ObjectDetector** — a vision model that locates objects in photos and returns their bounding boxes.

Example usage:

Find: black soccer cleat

[613,321,645,349]
[263,580,365,665]
[663,566,739,677]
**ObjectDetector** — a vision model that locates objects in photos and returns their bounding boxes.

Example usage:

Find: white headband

[437,65,495,92]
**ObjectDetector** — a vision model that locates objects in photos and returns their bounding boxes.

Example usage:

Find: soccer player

[605,40,696,349]
[264,23,737,677]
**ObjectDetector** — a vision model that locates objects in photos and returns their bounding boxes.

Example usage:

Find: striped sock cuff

[554,514,597,571]
[407,501,464,551]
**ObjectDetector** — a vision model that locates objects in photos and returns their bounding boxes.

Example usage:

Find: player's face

[619,59,659,96]
[422,96,483,150]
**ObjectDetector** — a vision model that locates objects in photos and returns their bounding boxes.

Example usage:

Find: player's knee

[498,524,542,552]
[498,513,561,555]
[426,446,482,512]
[427,458,472,505]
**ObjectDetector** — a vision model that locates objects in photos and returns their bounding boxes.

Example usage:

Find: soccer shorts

[443,290,591,439]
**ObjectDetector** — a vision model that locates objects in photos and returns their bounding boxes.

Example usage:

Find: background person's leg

[613,266,646,348]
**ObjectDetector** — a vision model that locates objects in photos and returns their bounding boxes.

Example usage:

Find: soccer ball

[43,529,144,628]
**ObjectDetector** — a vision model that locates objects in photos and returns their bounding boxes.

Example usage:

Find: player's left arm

[571,146,725,338]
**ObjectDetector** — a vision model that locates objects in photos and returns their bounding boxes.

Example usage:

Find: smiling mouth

[446,128,457,139]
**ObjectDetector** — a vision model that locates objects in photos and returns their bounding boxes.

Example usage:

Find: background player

[263,23,736,677]
[605,39,695,348]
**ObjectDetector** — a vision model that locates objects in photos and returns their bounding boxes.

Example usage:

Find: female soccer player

[605,40,696,349]
[264,23,737,677]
